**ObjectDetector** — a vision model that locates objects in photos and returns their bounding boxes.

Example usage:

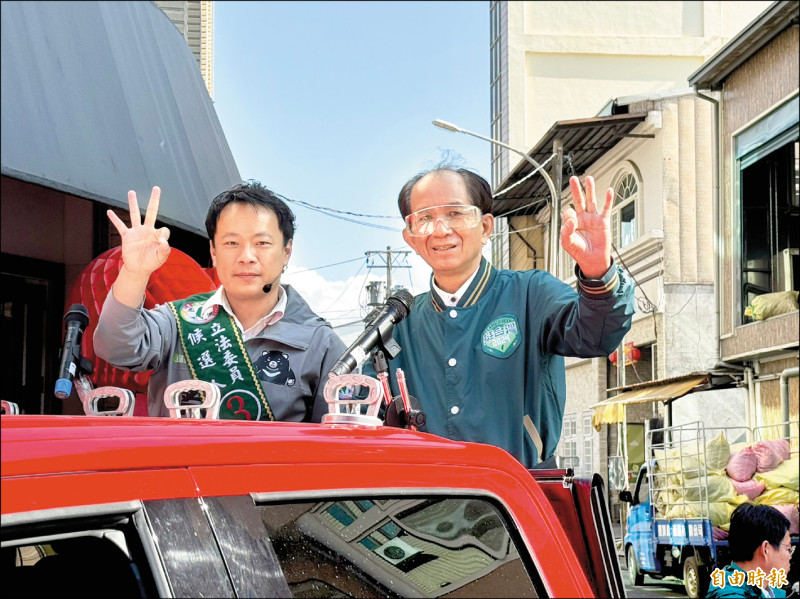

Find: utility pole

[365,246,411,302]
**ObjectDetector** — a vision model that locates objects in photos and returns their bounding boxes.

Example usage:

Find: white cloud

[283,254,431,346]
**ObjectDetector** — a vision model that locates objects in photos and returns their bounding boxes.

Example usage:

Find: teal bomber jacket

[389,257,635,469]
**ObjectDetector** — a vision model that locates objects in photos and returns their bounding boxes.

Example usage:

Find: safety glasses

[404,204,482,237]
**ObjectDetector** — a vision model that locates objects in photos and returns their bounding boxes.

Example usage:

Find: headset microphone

[262,272,283,294]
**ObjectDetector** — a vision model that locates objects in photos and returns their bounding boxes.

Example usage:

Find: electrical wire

[267,190,403,232]
[319,260,370,315]
[494,196,550,220]
[288,256,365,274]
[493,153,556,198]
[490,223,545,240]
[275,194,398,219]
[284,198,403,232]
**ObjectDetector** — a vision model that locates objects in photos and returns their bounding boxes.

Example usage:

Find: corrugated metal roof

[492,113,648,218]
[688,1,799,91]
[0,1,240,236]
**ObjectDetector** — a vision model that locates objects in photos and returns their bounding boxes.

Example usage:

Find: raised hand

[560,176,613,279]
[107,186,171,278]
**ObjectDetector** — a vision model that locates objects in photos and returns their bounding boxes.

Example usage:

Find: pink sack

[726,447,758,481]
[753,439,791,472]
[712,527,729,541]
[772,504,800,535]
[731,477,766,500]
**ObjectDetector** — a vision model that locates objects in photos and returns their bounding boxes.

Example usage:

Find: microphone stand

[371,345,426,431]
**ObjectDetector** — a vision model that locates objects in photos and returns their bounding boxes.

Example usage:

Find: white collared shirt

[202,285,287,341]
[432,266,480,307]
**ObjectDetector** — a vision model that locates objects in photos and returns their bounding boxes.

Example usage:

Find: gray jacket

[94,285,347,421]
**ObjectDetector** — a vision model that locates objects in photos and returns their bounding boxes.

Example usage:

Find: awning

[491,112,647,218]
[591,375,709,431]
[0,1,240,236]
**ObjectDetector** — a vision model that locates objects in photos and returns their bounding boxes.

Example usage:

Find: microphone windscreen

[386,289,415,319]
[64,304,90,328]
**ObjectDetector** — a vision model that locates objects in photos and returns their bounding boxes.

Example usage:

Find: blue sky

[213,1,490,341]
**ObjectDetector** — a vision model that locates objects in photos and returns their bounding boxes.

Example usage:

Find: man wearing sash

[94,182,346,421]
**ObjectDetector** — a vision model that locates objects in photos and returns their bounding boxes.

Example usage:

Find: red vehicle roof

[1,415,595,596]
[2,415,517,477]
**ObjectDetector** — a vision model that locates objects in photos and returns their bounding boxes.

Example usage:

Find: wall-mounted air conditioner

[773,248,798,292]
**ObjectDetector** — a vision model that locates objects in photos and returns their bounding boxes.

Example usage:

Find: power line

[364,247,412,302]
[319,260,370,315]
[269,191,403,232]
[288,256,365,274]
[277,195,398,219]
[286,199,402,232]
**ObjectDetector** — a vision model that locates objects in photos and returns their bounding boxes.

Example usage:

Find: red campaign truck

[1,412,625,598]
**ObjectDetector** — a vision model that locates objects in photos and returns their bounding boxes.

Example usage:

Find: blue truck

[620,421,799,598]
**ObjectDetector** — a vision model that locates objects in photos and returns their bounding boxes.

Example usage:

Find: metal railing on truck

[645,420,798,559]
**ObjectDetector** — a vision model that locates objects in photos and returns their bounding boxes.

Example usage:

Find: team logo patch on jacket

[254,350,296,386]
[481,314,521,358]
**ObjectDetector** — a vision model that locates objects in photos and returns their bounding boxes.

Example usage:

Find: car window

[2,513,159,599]
[203,494,541,598]
[635,466,650,505]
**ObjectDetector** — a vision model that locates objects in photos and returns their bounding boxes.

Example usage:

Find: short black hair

[205,181,295,246]
[397,166,492,219]
[728,503,790,562]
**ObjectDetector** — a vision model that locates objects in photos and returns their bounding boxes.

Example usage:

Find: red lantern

[626,343,641,365]
[610,343,641,366]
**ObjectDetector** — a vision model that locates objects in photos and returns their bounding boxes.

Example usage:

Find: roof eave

[688,0,799,90]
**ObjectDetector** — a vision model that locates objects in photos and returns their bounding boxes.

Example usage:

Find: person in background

[388,165,635,469]
[708,503,793,598]
[94,182,346,421]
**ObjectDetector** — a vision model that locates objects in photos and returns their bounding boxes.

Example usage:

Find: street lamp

[432,119,561,276]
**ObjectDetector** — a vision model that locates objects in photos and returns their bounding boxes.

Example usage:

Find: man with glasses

[708,503,793,598]
[388,166,634,469]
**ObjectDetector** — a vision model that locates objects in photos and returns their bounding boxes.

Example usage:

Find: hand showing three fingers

[560,176,613,279]
[107,186,171,278]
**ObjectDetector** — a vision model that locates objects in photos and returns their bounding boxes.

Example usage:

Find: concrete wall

[557,94,723,466]
[0,176,94,289]
[719,25,799,345]
[671,386,747,431]
[498,0,770,179]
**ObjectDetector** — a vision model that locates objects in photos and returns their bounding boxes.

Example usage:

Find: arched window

[612,169,640,249]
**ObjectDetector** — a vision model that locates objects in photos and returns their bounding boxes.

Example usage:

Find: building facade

[154,0,214,98]
[1,1,238,416]
[486,1,790,508]
[689,1,799,439]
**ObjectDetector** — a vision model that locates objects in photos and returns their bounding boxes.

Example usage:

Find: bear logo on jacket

[254,350,296,386]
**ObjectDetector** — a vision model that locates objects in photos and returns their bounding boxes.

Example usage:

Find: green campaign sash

[168,292,275,421]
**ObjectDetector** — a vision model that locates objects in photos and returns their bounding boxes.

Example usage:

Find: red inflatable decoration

[66,247,217,414]
[608,342,641,367]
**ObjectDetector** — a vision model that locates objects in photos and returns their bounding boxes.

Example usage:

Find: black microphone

[330,289,415,376]
[54,304,90,399]
[263,273,283,294]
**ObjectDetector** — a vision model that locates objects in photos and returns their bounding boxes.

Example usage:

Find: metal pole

[550,139,563,278]
[431,121,559,273]
[386,246,392,300]
[780,367,799,440]
[746,367,756,441]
